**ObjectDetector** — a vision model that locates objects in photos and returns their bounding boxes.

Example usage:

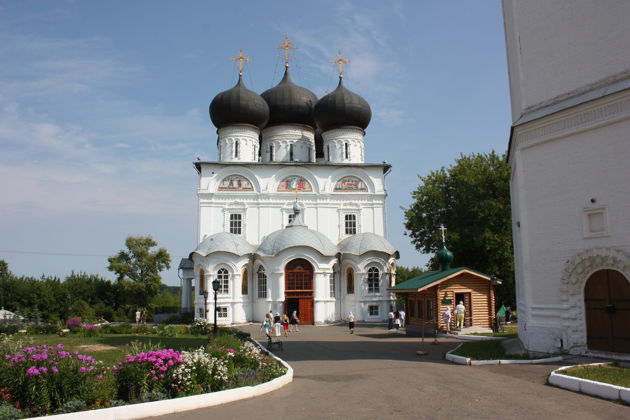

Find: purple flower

[79,367,86,373]
[51,367,59,373]
[38,367,48,373]
[152,376,158,381]
[96,374,103,380]
[26,366,40,376]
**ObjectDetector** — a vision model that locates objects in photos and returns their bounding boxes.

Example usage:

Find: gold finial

[276,36,298,67]
[330,51,350,78]
[231,49,251,76]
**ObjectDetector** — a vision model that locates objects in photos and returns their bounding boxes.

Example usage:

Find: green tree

[403,151,515,307]
[395,266,425,285]
[107,236,171,308]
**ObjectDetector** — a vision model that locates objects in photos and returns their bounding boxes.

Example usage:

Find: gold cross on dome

[276,36,298,67]
[330,51,350,78]
[231,49,251,75]
[439,224,447,243]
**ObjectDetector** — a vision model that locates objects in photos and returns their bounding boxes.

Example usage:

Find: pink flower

[26,366,40,376]
[51,367,59,373]
[152,376,158,381]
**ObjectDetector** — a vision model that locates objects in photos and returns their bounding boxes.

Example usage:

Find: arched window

[367,267,380,294]
[346,268,354,294]
[257,266,267,298]
[289,144,294,162]
[326,145,330,161]
[234,140,240,158]
[241,268,248,295]
[269,145,274,162]
[345,142,349,160]
[217,268,229,294]
[199,269,205,295]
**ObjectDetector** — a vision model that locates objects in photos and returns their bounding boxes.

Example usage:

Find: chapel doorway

[285,258,314,324]
[584,269,630,353]
[455,292,472,327]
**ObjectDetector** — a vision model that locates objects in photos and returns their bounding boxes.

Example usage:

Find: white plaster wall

[510,96,630,353]
[260,125,315,163]
[217,125,260,163]
[503,0,630,121]
[197,163,388,245]
[322,127,365,163]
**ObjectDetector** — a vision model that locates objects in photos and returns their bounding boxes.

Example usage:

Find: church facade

[503,0,630,354]
[179,47,398,325]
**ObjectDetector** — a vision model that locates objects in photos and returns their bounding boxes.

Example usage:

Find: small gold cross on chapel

[276,36,298,67]
[231,49,251,76]
[330,51,350,78]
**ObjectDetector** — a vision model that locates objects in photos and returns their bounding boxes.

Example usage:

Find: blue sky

[0,0,511,286]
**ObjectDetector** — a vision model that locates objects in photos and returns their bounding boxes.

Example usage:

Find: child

[282,314,290,337]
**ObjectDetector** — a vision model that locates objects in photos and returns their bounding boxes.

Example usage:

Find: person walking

[135,310,141,327]
[274,312,282,337]
[347,311,355,334]
[282,314,290,337]
[394,311,401,330]
[443,306,452,333]
[290,310,300,332]
[387,308,394,330]
[399,309,406,328]
[456,301,465,329]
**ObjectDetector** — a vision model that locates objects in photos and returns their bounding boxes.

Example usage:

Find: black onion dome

[261,67,318,127]
[313,77,371,131]
[209,74,270,129]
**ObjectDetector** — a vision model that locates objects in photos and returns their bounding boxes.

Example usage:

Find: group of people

[135,309,147,327]
[386,309,406,330]
[442,301,466,333]
[262,310,299,337]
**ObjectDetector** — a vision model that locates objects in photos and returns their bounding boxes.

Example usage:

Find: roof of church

[257,224,338,256]
[261,66,317,128]
[314,76,371,131]
[209,73,270,129]
[190,232,255,258]
[338,232,397,256]
[388,267,495,292]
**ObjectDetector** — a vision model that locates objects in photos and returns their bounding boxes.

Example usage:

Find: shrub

[189,319,208,336]
[161,312,194,325]
[65,318,82,331]
[107,323,133,334]
[171,348,228,394]
[114,349,183,402]
[0,344,115,416]
[134,325,153,335]
[139,391,167,402]
[0,404,25,420]
[155,325,177,338]
[78,325,101,338]
[55,399,86,414]
[0,325,19,335]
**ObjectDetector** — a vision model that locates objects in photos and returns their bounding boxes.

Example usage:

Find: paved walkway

[149,324,628,420]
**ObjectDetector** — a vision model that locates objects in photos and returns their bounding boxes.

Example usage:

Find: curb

[549,363,630,404]
[455,334,502,341]
[29,340,293,420]
[445,344,563,366]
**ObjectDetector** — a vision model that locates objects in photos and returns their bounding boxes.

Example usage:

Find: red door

[285,259,314,324]
[585,269,630,353]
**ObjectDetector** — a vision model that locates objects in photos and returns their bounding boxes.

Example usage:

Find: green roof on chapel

[388,267,493,292]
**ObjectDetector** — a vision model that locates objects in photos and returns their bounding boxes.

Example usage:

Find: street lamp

[202,290,209,332]
[212,279,220,334]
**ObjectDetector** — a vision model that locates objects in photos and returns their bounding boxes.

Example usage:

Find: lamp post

[491,276,500,332]
[212,279,220,334]
[202,290,209,332]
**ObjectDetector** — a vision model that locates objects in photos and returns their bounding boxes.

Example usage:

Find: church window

[234,140,239,158]
[368,305,379,316]
[217,307,228,319]
[329,273,336,298]
[344,214,357,235]
[288,213,295,224]
[199,269,205,295]
[289,144,294,162]
[346,268,354,294]
[417,299,424,319]
[326,145,330,161]
[229,213,242,235]
[426,300,434,321]
[367,267,380,293]
[269,145,274,162]
[217,268,229,294]
[345,142,349,160]
[241,268,248,295]
[257,266,267,298]
[198,307,204,318]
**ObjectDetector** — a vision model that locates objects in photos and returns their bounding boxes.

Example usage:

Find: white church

[179,44,398,325]
[504,0,630,355]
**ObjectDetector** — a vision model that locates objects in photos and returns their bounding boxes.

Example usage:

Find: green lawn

[559,364,630,388]
[451,338,533,360]
[471,324,518,338]
[12,334,210,365]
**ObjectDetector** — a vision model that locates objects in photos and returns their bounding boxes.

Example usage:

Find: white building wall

[503,0,630,121]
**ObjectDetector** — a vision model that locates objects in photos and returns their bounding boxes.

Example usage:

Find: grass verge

[471,324,518,338]
[451,339,534,360]
[559,364,630,388]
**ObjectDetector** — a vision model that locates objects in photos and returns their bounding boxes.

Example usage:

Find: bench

[265,333,283,352]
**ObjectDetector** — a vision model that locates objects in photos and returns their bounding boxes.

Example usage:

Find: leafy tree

[107,236,171,308]
[0,260,9,277]
[403,151,515,307]
[395,266,425,285]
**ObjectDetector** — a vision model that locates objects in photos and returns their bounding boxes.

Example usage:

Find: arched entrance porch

[584,269,630,353]
[285,258,314,324]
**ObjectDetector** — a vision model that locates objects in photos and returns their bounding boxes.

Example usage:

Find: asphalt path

[149,323,628,420]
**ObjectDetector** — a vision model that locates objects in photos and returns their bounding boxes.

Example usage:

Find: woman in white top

[347,312,355,334]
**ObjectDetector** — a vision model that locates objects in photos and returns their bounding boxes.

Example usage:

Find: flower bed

[0,331,286,419]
